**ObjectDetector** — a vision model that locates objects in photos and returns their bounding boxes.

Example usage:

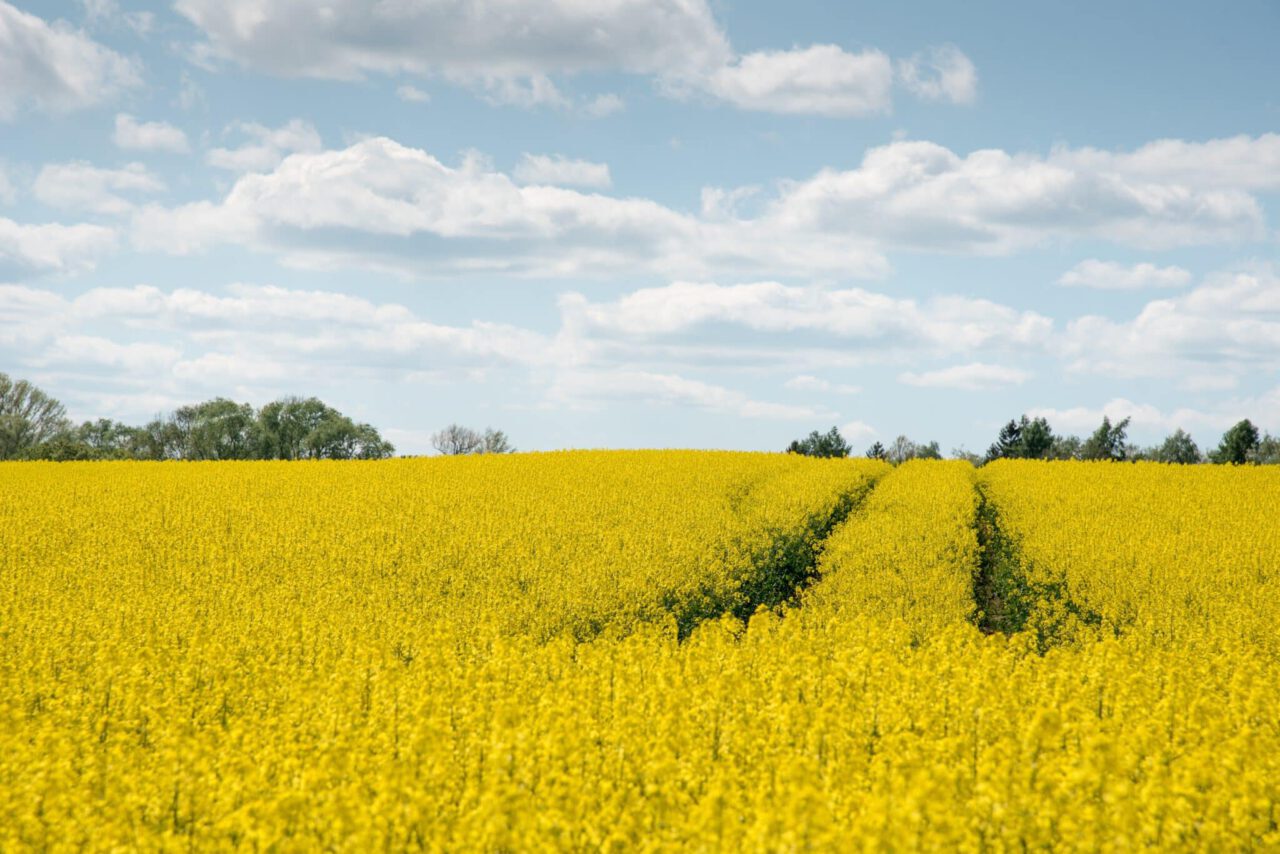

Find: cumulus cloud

[769,137,1268,252]
[0,1,141,119]
[2,281,557,410]
[0,217,116,275]
[34,161,165,215]
[175,0,731,82]
[1053,133,1280,192]
[896,44,977,104]
[1057,259,1192,290]
[172,0,969,118]
[114,114,190,153]
[130,132,1279,281]
[133,137,888,279]
[1060,265,1280,386]
[564,281,1052,353]
[898,362,1030,390]
[703,45,893,117]
[513,154,612,189]
[206,119,323,173]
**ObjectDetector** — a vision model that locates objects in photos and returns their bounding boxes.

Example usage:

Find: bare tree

[0,373,69,460]
[431,424,483,455]
[431,424,515,455]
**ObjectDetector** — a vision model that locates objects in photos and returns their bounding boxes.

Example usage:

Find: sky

[2,0,1279,455]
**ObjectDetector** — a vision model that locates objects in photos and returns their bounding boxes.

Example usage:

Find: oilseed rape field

[2,453,1279,850]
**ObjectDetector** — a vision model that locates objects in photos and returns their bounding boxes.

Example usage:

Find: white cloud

[896,44,977,104]
[0,217,116,275]
[0,0,141,120]
[703,45,893,117]
[175,0,731,82]
[33,161,165,215]
[206,119,323,173]
[395,84,430,103]
[0,284,69,346]
[1053,133,1280,192]
[565,281,1052,353]
[583,93,624,117]
[172,0,979,119]
[513,154,612,189]
[769,137,1267,253]
[898,362,1030,390]
[840,420,877,442]
[784,375,861,394]
[133,132,1280,283]
[34,335,181,373]
[1060,264,1280,384]
[549,369,826,421]
[2,281,558,418]
[134,137,888,279]
[1057,259,1192,290]
[113,114,190,153]
[1025,398,1238,438]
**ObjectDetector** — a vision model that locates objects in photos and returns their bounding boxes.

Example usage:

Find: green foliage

[865,441,887,461]
[0,373,69,460]
[1047,434,1082,460]
[1080,416,1131,461]
[986,415,1055,463]
[785,426,851,459]
[1255,433,1280,464]
[1210,419,1260,465]
[1152,428,1202,464]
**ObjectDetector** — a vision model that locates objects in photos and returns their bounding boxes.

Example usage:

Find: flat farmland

[2,455,1277,850]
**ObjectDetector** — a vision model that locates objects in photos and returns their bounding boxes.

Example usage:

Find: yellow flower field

[1,454,1278,850]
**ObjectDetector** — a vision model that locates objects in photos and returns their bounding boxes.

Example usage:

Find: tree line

[0,372,516,462]
[788,415,1280,465]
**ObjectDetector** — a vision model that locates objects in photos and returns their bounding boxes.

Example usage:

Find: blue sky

[2,0,1278,455]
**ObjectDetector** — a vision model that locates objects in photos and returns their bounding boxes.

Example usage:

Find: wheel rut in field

[971,481,1102,651]
[668,472,885,641]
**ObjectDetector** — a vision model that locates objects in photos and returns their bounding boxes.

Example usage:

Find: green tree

[1210,419,1260,465]
[1018,416,1054,459]
[480,428,514,454]
[865,441,887,461]
[785,426,851,458]
[0,373,69,460]
[985,419,1022,462]
[986,415,1054,462]
[1048,434,1082,460]
[171,398,260,460]
[257,396,332,460]
[1080,416,1131,461]
[1153,428,1201,464]
[1255,433,1280,464]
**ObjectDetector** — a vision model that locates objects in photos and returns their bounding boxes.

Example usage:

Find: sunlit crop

[2,454,1277,850]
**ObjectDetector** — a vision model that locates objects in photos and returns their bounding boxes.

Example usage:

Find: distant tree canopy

[1151,428,1202,464]
[986,415,1054,462]
[431,424,515,456]
[1080,416,1131,461]
[1210,419,1260,465]
[785,426,851,458]
[0,373,69,460]
[1,373,395,461]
